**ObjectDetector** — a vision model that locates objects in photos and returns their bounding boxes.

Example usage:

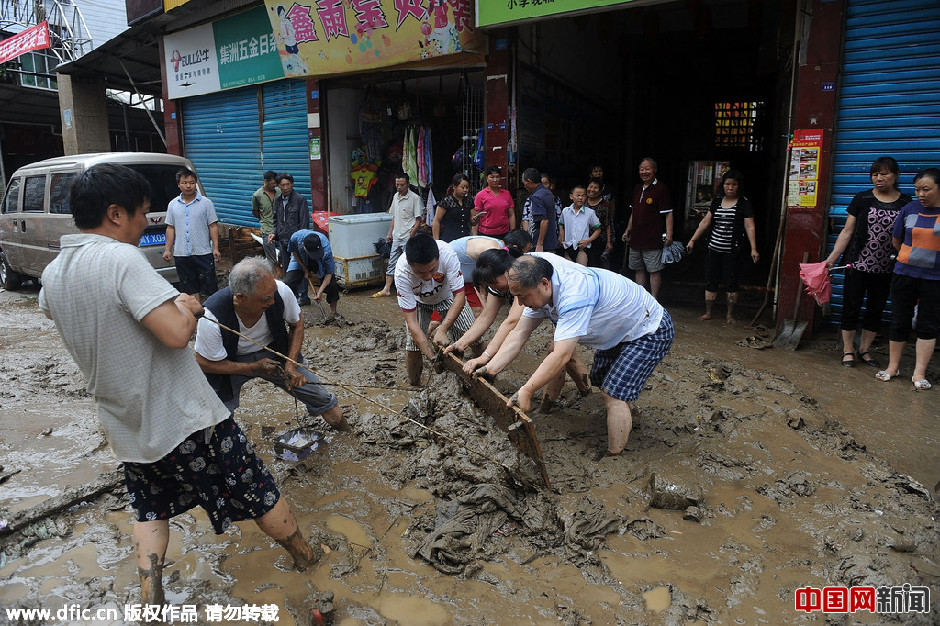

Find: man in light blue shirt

[162,168,220,296]
[480,253,674,456]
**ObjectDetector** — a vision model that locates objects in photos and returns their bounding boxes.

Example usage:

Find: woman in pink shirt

[473,166,516,239]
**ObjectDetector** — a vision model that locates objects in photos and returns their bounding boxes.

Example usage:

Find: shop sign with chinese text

[164,7,285,99]
[262,0,485,78]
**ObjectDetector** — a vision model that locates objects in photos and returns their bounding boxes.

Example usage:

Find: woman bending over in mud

[447,239,592,411]
[443,230,531,319]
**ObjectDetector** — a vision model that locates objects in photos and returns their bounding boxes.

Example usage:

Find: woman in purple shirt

[825,157,911,368]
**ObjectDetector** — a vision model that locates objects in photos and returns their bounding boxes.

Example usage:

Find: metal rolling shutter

[827,0,940,322]
[261,80,312,211]
[182,86,261,227]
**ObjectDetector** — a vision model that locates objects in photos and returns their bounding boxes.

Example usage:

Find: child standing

[559,185,601,265]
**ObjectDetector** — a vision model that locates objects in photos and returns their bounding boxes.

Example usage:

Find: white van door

[45,171,80,268]
[18,174,49,277]
[0,177,26,276]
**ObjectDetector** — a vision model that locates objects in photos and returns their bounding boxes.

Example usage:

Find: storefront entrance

[323,70,485,216]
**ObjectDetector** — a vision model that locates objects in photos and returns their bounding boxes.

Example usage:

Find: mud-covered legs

[256,496,321,572]
[133,520,168,606]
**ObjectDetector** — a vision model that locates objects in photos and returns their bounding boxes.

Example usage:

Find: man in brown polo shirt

[622,157,674,300]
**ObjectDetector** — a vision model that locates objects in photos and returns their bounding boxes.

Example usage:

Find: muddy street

[0,284,937,625]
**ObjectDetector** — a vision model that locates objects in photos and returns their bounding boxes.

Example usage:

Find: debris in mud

[683,506,704,523]
[736,335,772,349]
[648,473,703,510]
[623,518,665,541]
[315,313,354,328]
[0,466,21,485]
[562,497,620,564]
[286,589,335,626]
[274,428,326,462]
[411,483,529,575]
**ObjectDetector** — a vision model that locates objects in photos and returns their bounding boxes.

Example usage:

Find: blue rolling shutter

[262,80,312,211]
[182,86,261,227]
[827,0,940,322]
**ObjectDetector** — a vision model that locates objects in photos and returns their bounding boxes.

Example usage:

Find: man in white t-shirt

[479,254,674,456]
[396,233,479,384]
[38,164,319,605]
[194,257,348,431]
[375,173,424,297]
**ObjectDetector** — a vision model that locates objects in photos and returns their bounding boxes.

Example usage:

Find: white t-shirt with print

[395,239,464,310]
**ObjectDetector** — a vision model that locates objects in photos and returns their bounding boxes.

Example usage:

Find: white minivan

[0,152,202,289]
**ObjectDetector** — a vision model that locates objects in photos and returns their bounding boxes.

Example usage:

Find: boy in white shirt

[558,185,601,266]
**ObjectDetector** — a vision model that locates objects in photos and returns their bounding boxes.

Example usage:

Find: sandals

[913,378,932,391]
[857,350,881,368]
[875,370,899,382]
[370,291,389,298]
[841,352,855,368]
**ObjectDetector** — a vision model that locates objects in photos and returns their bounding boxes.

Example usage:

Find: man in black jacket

[268,173,311,277]
[194,257,348,431]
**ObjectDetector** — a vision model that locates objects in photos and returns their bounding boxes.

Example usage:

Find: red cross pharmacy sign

[0,22,52,65]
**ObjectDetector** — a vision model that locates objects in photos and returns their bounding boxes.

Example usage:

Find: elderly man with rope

[194,257,349,431]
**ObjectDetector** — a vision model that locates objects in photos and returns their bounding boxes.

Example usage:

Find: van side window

[1,178,20,213]
[23,176,46,213]
[49,173,77,214]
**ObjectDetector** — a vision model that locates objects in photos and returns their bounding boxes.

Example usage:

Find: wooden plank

[439,352,551,489]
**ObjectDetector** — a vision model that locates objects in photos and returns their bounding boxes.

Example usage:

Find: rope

[197,316,510,469]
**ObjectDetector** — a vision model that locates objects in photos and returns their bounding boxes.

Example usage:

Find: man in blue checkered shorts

[479,253,674,455]
[396,233,480,385]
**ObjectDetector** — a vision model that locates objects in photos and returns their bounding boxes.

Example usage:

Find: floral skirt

[123,416,280,534]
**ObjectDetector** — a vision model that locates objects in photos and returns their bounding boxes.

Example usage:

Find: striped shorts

[590,311,674,402]
[404,296,477,351]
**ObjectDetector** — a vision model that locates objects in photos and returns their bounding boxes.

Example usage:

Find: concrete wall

[58,73,110,154]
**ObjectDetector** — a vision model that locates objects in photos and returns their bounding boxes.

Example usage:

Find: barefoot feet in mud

[291,540,325,573]
[698,313,712,321]
[539,395,555,414]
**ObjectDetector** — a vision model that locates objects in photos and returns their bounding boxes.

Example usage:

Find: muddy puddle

[1,285,937,624]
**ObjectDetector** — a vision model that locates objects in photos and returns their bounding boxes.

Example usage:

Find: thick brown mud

[0,284,937,625]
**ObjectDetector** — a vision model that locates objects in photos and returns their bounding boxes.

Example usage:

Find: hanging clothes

[405,126,419,183]
[417,126,428,188]
[351,164,378,198]
[424,127,433,188]
[401,127,411,179]
[425,187,437,223]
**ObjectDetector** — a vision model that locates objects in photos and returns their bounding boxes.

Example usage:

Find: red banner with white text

[0,21,52,65]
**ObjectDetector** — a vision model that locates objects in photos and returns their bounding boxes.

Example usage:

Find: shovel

[774,252,809,350]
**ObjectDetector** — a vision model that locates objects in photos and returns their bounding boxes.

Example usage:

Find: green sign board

[213,6,284,90]
[475,0,641,28]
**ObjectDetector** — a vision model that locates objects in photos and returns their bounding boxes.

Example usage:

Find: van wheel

[0,250,24,290]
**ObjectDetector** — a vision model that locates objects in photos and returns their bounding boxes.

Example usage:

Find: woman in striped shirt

[686,170,759,323]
